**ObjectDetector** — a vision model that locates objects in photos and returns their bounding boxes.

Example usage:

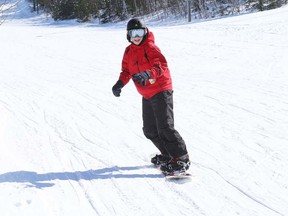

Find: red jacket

[119,29,173,99]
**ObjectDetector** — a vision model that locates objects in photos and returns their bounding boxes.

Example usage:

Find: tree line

[30,0,287,22]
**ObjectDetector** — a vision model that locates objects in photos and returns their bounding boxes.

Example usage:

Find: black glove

[112,80,124,97]
[132,71,151,86]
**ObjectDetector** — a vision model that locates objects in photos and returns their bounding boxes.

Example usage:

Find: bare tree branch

[0,0,21,25]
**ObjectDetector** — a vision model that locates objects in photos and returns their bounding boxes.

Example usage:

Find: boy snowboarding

[112,18,190,176]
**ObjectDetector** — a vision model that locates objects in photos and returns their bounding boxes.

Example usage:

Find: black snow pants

[142,90,188,158]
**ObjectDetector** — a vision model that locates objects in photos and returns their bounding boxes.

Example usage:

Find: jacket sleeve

[145,43,168,79]
[119,46,131,86]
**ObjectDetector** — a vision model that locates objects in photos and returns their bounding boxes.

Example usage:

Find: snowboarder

[112,18,190,175]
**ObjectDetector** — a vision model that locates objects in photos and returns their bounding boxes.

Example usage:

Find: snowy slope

[1,1,288,216]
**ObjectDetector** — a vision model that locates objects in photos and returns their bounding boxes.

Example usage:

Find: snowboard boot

[151,154,171,166]
[160,154,190,175]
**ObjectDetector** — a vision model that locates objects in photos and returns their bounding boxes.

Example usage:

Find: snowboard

[162,170,192,180]
[150,154,192,180]
[153,164,192,180]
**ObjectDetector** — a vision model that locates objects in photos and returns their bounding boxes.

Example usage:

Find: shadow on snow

[0,165,162,188]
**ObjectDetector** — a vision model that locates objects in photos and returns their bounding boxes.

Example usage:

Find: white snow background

[1,1,288,216]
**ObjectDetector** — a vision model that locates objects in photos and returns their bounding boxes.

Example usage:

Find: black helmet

[127,18,146,30]
[126,18,147,43]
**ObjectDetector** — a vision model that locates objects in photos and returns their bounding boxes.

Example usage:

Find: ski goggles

[128,29,145,38]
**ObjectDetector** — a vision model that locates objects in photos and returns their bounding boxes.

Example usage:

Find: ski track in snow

[1,1,288,216]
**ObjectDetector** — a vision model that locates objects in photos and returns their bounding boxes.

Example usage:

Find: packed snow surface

[1,1,288,216]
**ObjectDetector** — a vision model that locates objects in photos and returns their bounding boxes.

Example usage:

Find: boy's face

[131,37,143,45]
[128,28,145,45]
